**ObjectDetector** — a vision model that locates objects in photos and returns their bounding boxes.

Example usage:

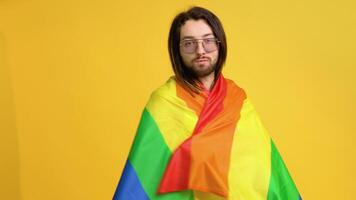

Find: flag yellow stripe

[228,98,271,200]
[146,77,198,152]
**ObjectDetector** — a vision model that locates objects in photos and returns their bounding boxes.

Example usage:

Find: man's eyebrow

[181,33,214,40]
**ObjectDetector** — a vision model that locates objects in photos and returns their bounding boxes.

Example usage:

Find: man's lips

[194,58,210,63]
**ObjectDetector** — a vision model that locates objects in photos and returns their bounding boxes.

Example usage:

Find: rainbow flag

[113,74,301,200]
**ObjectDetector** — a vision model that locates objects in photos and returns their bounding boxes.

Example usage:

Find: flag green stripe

[128,108,194,200]
[267,140,300,200]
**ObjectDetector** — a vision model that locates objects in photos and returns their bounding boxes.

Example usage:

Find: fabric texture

[113,74,302,200]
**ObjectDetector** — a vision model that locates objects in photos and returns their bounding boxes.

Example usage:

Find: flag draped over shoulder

[113,74,302,200]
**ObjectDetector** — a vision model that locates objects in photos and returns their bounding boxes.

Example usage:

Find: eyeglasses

[179,38,220,54]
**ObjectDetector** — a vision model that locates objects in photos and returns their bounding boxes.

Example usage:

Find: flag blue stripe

[113,161,149,200]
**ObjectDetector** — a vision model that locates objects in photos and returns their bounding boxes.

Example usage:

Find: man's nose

[196,41,206,54]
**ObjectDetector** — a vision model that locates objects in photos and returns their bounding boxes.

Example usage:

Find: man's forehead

[181,33,214,40]
[180,19,214,39]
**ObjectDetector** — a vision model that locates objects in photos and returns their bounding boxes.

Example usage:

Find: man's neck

[198,73,215,91]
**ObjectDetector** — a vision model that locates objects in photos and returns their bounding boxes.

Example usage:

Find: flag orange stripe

[189,79,246,197]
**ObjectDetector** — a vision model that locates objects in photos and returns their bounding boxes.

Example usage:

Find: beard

[185,58,217,78]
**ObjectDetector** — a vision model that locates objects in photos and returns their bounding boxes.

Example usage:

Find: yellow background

[1,0,355,199]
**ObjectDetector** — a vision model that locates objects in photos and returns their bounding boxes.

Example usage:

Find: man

[113,6,302,200]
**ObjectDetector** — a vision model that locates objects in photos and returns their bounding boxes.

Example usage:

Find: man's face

[179,19,219,78]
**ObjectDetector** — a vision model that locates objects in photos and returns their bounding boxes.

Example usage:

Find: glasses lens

[203,39,218,52]
[181,41,196,53]
[180,38,219,54]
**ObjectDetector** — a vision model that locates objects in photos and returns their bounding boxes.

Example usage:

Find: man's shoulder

[145,76,178,109]
[149,76,177,100]
[152,75,175,92]
[224,76,239,87]
[224,76,246,95]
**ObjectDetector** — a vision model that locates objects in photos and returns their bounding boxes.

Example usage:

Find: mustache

[194,56,210,61]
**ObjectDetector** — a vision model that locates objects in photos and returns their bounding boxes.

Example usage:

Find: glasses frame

[179,38,220,54]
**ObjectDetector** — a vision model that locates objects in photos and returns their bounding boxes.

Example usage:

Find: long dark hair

[168,6,227,94]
